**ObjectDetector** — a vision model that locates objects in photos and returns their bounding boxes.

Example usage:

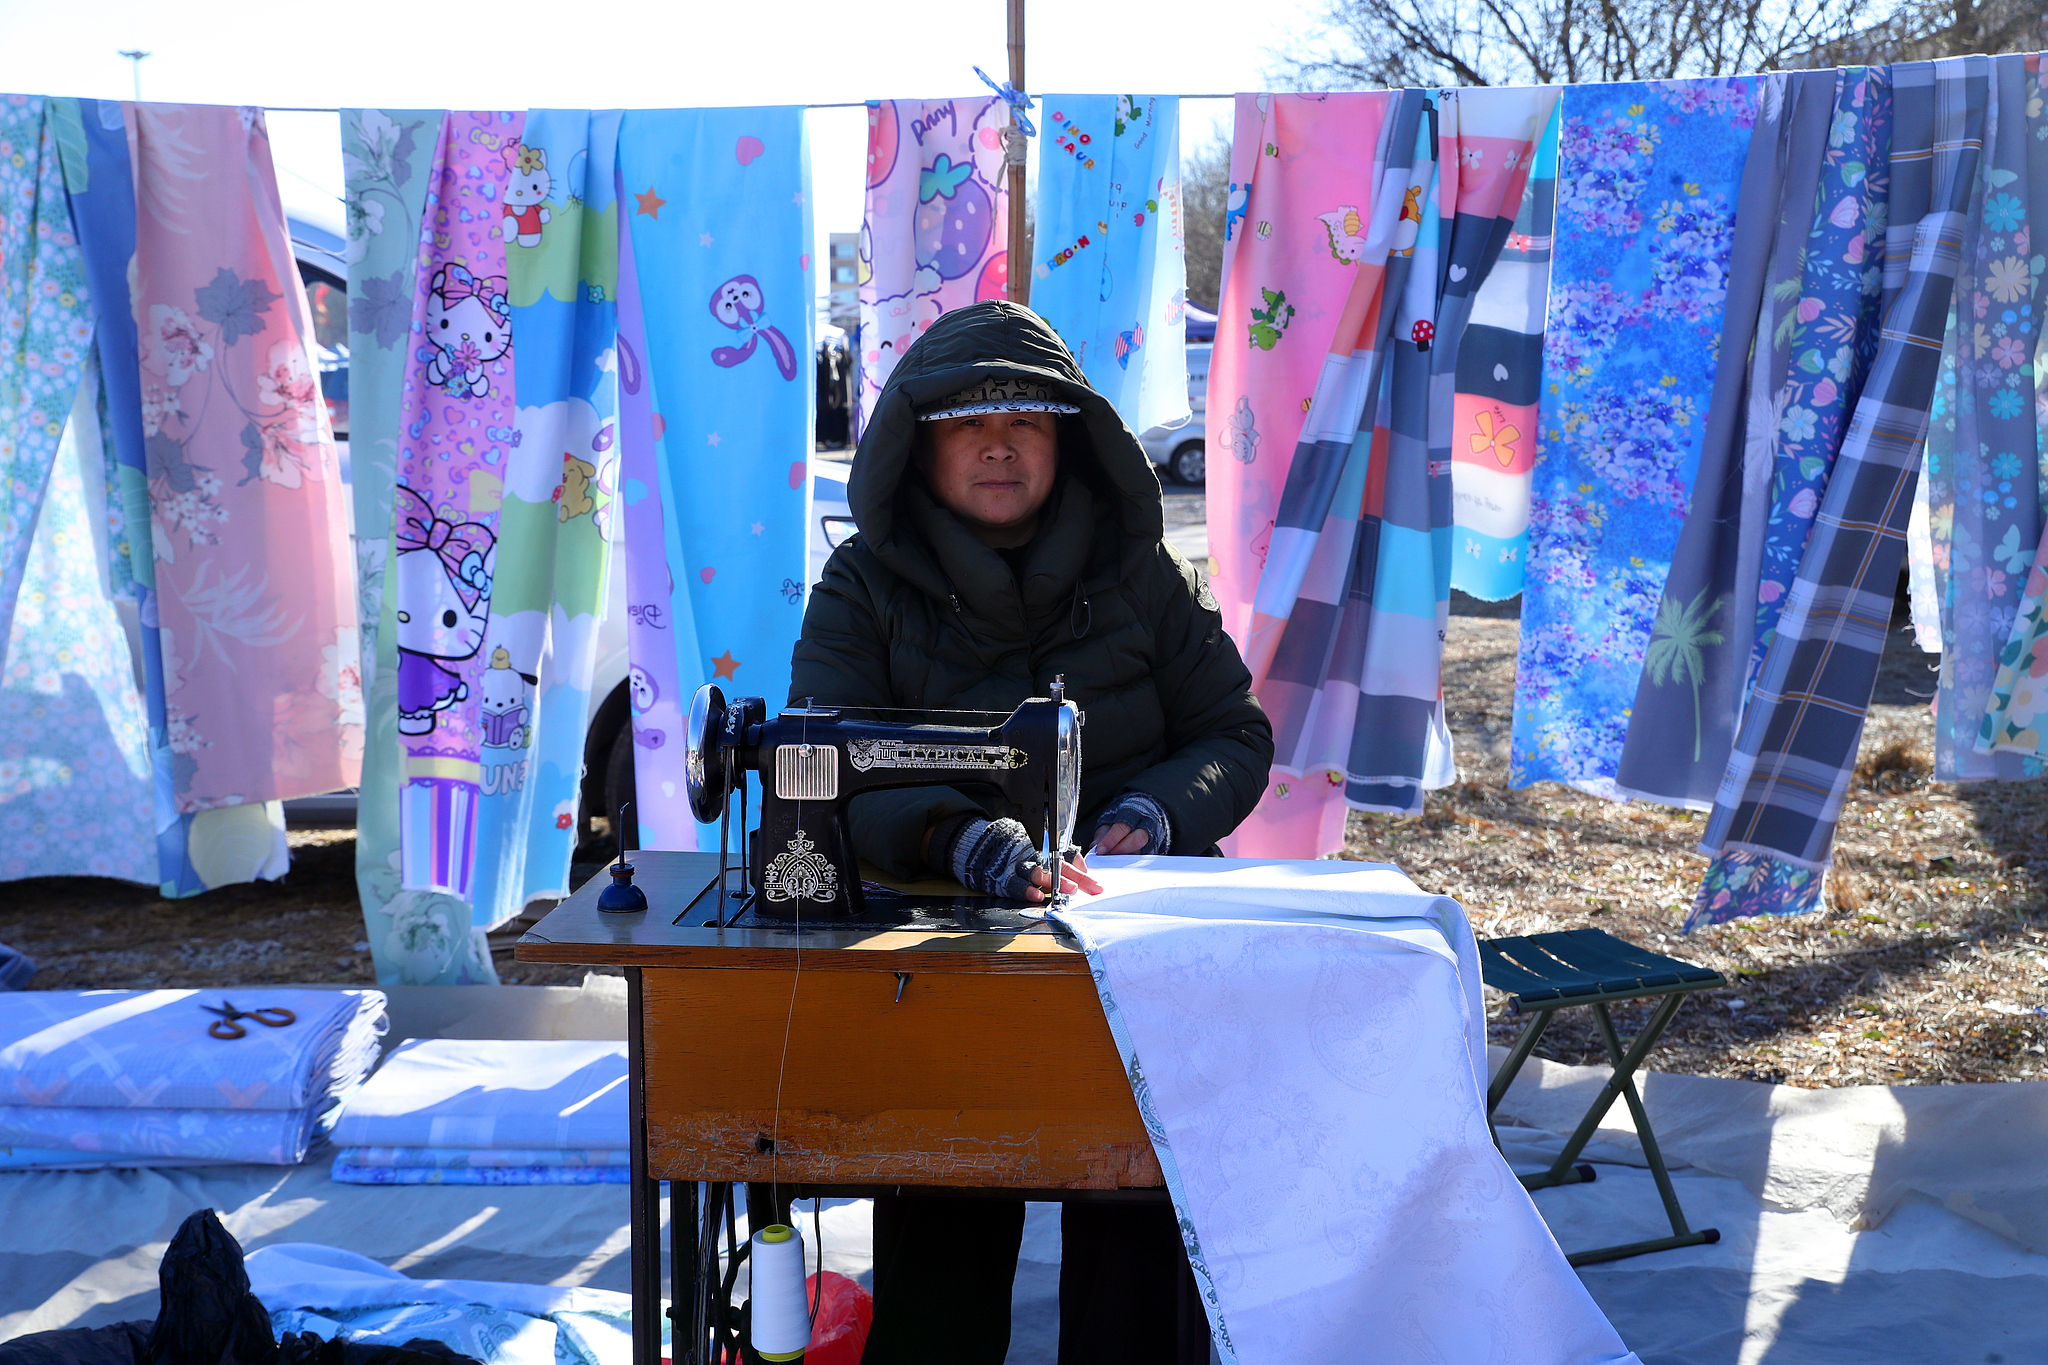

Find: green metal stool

[1478,928,1725,1267]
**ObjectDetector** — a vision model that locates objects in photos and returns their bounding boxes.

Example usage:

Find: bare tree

[1182,136,1231,313]
[1807,0,2048,64]
[1279,0,1908,89]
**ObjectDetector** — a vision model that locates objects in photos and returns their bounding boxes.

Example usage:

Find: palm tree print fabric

[1512,78,1759,798]
[1616,70,1840,809]
[1924,54,2048,783]
[128,104,360,816]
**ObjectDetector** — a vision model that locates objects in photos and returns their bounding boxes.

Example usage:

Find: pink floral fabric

[127,103,359,812]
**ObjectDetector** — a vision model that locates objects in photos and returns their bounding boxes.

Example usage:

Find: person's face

[916,411,1059,545]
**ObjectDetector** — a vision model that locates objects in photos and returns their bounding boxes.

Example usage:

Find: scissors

[201,999,297,1040]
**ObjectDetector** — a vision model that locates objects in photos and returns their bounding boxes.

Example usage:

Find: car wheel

[1169,441,1205,486]
[604,723,638,852]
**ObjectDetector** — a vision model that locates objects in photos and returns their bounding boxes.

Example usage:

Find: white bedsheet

[331,1039,627,1150]
[1053,857,1640,1365]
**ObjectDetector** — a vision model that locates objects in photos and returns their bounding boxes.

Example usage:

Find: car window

[300,265,349,437]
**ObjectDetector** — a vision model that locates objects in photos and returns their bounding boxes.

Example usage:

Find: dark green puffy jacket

[788,300,1273,876]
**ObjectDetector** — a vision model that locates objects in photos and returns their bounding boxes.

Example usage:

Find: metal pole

[118,50,150,103]
[1006,0,1030,306]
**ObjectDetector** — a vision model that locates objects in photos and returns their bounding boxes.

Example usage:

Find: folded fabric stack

[330,1039,628,1185]
[0,989,388,1169]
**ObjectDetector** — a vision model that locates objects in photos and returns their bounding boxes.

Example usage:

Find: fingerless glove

[928,814,1046,899]
[1092,791,1172,855]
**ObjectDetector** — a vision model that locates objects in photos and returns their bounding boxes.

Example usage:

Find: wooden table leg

[629,967,663,1365]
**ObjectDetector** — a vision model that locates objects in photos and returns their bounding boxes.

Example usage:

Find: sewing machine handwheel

[685,684,733,824]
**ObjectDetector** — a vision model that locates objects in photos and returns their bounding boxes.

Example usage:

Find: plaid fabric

[1249,90,1555,815]
[1698,58,1989,893]
[1449,102,1559,602]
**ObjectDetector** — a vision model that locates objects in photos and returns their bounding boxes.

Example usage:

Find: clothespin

[973,66,1037,137]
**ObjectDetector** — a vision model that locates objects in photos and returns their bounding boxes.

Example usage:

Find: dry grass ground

[1355,595,2048,1087]
[3,577,2042,1086]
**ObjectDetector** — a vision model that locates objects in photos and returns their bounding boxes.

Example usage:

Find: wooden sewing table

[515,849,1163,1364]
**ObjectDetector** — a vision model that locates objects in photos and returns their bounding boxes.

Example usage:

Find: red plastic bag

[708,1272,872,1365]
[800,1272,873,1365]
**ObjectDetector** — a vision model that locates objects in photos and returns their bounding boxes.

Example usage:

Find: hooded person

[791,300,1271,1364]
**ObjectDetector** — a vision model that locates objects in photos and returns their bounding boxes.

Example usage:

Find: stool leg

[1537,991,1685,1186]
[1592,998,1694,1238]
[1487,1008,1555,1117]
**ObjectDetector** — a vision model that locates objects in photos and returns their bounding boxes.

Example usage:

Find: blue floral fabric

[1747,70,1893,690]
[1513,78,1759,797]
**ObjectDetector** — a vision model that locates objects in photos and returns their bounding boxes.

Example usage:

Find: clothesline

[260,96,1241,114]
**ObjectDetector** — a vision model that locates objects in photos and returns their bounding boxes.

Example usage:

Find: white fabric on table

[1051,857,1640,1365]
[331,1039,626,1150]
[0,989,386,1111]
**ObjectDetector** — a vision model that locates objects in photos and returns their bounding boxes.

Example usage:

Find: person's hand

[1088,792,1171,858]
[1027,848,1101,901]
[1090,822,1152,855]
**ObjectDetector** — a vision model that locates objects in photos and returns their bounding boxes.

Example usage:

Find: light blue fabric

[1029,95,1189,434]
[1513,79,1759,798]
[0,1095,345,1166]
[617,109,813,731]
[0,987,385,1112]
[249,1242,647,1365]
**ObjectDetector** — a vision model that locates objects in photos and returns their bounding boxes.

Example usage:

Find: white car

[1138,342,1210,486]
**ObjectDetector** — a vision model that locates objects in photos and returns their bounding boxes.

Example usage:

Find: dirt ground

[3,582,2043,1086]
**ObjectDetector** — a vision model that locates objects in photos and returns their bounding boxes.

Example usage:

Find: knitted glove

[1091,791,1172,855]
[929,814,1047,900]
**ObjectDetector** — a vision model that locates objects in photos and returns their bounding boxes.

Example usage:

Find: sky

[0,0,1328,298]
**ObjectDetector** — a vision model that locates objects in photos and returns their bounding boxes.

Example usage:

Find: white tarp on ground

[4,982,2048,1363]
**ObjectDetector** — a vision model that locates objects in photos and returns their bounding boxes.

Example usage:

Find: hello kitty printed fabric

[127,103,361,816]
[394,110,523,904]
[1511,78,1759,799]
[857,97,1011,426]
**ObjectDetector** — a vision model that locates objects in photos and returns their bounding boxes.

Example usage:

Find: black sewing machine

[681,680,1083,923]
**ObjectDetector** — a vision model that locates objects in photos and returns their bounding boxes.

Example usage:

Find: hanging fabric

[1616,70,1840,809]
[475,109,620,919]
[392,109,523,917]
[0,95,92,650]
[0,96,155,883]
[1208,92,1396,858]
[1978,518,2048,756]
[1926,53,2048,783]
[127,103,359,830]
[1743,70,1893,691]
[1695,56,1990,927]
[56,97,277,895]
[1512,77,1760,798]
[611,174,698,852]
[617,107,813,835]
[1449,103,1559,602]
[1028,94,1189,435]
[342,107,455,979]
[856,96,1011,426]
[0,360,157,882]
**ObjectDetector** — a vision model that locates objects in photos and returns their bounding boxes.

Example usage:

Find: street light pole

[118,49,150,102]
